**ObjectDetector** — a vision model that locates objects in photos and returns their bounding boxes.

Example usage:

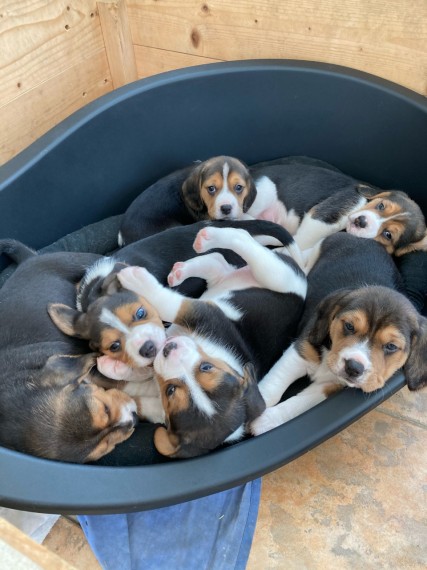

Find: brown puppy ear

[48,303,91,339]
[305,289,354,349]
[154,426,181,457]
[242,362,266,422]
[404,316,427,391]
[242,174,258,212]
[181,163,207,218]
[395,231,427,257]
[355,183,383,199]
[42,353,96,386]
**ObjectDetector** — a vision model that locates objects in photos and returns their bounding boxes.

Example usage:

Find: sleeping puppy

[117,225,307,458]
[251,232,427,436]
[0,240,138,463]
[118,156,426,256]
[48,220,297,423]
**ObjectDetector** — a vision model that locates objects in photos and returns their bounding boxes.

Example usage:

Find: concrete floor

[43,387,426,569]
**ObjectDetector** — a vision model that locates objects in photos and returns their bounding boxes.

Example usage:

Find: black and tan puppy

[251,233,427,436]
[0,240,138,463]
[118,225,307,458]
[118,156,426,256]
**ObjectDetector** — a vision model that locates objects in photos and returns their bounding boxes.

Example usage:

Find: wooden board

[127,0,427,95]
[135,44,221,78]
[0,50,111,164]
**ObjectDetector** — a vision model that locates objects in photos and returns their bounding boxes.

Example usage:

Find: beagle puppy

[118,225,307,458]
[48,220,296,424]
[251,232,427,436]
[118,156,426,257]
[0,240,138,463]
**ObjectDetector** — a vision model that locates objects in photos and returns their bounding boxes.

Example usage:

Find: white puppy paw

[250,406,288,436]
[118,266,160,297]
[167,261,186,287]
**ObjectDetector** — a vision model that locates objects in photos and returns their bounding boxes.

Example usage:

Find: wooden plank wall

[1,0,426,165]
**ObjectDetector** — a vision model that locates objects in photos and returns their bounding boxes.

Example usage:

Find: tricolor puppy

[118,225,307,458]
[251,232,427,436]
[48,220,296,423]
[48,267,166,423]
[119,155,426,257]
[0,240,138,463]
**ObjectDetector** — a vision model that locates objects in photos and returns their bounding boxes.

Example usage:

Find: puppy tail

[0,239,37,264]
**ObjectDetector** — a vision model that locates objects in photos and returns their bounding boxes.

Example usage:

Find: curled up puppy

[251,232,427,436]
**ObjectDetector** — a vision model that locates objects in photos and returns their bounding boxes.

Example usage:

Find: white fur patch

[224,424,245,443]
[100,308,130,335]
[77,257,116,311]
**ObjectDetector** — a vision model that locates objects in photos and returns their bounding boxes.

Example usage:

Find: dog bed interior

[0,60,426,514]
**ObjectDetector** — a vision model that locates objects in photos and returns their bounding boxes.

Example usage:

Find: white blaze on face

[334,341,371,385]
[214,162,240,219]
[125,322,167,367]
[347,210,384,238]
[154,336,216,417]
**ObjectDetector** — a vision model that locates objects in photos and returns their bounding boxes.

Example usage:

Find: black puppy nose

[163,342,178,358]
[344,359,365,378]
[140,340,157,358]
[354,215,367,228]
[220,204,232,215]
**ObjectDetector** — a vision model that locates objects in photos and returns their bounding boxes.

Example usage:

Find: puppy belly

[258,202,300,235]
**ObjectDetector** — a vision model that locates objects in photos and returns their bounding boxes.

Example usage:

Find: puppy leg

[168,252,235,288]
[194,226,307,296]
[257,344,308,407]
[294,191,366,250]
[251,381,327,435]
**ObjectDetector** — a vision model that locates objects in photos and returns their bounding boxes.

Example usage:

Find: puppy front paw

[250,406,287,436]
[118,266,160,296]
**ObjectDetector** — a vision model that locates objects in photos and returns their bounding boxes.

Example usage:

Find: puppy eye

[166,385,176,398]
[234,184,244,194]
[104,404,110,417]
[199,362,213,372]
[376,202,385,211]
[134,306,147,320]
[343,322,355,334]
[384,343,399,354]
[207,185,216,195]
[110,341,121,352]
[382,229,392,240]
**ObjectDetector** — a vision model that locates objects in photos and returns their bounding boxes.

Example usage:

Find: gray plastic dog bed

[0,60,426,514]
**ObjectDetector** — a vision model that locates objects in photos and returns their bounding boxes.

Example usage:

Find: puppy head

[347,187,426,254]
[152,336,265,458]
[181,156,257,220]
[305,286,427,392]
[48,289,166,369]
[21,354,137,462]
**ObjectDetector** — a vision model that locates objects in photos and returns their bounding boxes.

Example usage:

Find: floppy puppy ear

[242,174,258,213]
[181,164,207,218]
[355,183,383,199]
[48,303,91,339]
[154,426,181,457]
[404,316,427,391]
[306,289,354,349]
[41,353,96,386]
[242,362,266,422]
[395,231,427,257]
